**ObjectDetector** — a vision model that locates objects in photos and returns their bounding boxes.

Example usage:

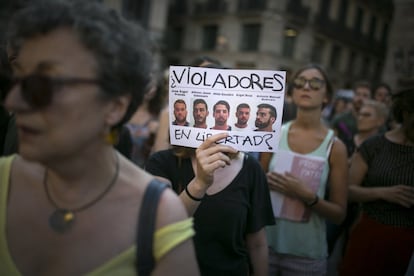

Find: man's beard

[255,119,270,129]
[215,118,226,125]
[195,117,206,125]
[237,119,248,125]
[176,116,186,123]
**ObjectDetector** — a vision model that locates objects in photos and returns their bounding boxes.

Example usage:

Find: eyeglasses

[3,74,100,108]
[292,77,325,90]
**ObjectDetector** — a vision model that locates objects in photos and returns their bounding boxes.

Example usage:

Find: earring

[105,128,119,145]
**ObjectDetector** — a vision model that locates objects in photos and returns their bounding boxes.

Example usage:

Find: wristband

[185,185,204,201]
[306,195,319,207]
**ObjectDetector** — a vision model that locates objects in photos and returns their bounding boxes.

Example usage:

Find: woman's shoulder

[8,155,45,183]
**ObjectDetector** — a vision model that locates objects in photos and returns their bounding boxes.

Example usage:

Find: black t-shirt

[146,150,275,275]
[359,134,414,227]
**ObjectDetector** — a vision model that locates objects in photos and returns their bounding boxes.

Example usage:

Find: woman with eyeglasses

[339,87,414,276]
[0,1,199,275]
[265,64,348,275]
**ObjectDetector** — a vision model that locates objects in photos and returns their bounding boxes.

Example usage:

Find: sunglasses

[292,77,325,90]
[2,74,100,108]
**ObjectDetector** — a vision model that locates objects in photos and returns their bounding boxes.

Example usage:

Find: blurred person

[210,100,231,130]
[126,74,166,167]
[266,64,348,275]
[327,100,389,259]
[1,42,18,156]
[0,47,12,154]
[172,99,189,126]
[323,96,352,125]
[353,100,389,149]
[146,133,275,275]
[233,103,251,130]
[254,103,277,132]
[192,98,209,129]
[281,67,297,124]
[373,82,398,131]
[0,1,199,275]
[340,86,414,276]
[331,81,372,157]
[373,82,392,105]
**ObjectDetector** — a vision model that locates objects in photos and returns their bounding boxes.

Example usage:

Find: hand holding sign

[195,132,238,188]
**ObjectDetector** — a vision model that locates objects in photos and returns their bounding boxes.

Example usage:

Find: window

[311,37,325,63]
[329,44,342,70]
[338,0,349,23]
[167,26,184,50]
[240,24,261,51]
[353,6,364,34]
[361,56,371,78]
[282,27,298,58]
[238,0,266,11]
[202,25,218,50]
[347,51,356,74]
[368,15,377,40]
[380,22,389,46]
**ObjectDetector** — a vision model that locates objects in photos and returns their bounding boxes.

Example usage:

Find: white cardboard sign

[168,66,286,152]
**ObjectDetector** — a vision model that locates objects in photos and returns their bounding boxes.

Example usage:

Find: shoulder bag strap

[136,179,168,276]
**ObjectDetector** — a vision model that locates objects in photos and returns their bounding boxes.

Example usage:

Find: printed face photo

[193,102,209,127]
[236,107,250,126]
[174,101,187,123]
[255,107,274,129]
[213,104,229,126]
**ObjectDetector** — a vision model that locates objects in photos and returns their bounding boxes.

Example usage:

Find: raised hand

[195,133,238,188]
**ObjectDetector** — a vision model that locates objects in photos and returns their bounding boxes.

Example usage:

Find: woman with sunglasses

[265,64,348,275]
[340,87,414,276]
[0,1,199,275]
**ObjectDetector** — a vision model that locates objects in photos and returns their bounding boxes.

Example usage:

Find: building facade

[0,0,399,91]
[164,0,394,89]
[382,0,414,90]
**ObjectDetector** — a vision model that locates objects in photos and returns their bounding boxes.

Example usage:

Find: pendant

[49,209,75,234]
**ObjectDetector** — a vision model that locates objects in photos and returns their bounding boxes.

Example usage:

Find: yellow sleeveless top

[0,155,194,275]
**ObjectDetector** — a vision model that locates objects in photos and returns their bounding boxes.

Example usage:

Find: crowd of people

[0,1,413,276]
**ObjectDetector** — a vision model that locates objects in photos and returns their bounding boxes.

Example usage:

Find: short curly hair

[7,0,152,129]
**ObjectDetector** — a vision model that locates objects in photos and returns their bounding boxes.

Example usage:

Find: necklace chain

[44,152,120,213]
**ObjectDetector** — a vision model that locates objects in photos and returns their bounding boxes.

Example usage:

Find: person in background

[340,86,414,276]
[1,43,18,156]
[327,99,390,262]
[331,81,372,157]
[266,64,348,275]
[126,74,166,167]
[192,98,209,129]
[353,100,389,150]
[210,100,231,130]
[323,96,352,125]
[373,82,398,131]
[233,103,251,130]
[373,82,392,106]
[146,132,275,276]
[0,1,199,275]
[0,47,12,154]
